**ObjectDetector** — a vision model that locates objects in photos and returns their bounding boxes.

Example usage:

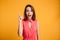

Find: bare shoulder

[35,20,40,25]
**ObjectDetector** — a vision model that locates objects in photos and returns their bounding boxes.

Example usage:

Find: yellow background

[0,0,59,40]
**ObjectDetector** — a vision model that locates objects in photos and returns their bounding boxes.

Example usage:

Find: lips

[28,15,31,17]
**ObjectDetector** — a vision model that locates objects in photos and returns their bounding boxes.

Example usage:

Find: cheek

[26,12,28,16]
[31,12,33,16]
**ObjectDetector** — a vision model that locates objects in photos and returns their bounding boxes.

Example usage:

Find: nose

[28,12,30,14]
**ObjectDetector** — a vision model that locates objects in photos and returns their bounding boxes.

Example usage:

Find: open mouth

[28,15,31,17]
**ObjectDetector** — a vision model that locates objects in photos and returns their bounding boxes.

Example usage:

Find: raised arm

[18,16,23,37]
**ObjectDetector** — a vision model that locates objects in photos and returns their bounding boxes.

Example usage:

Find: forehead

[26,7,32,10]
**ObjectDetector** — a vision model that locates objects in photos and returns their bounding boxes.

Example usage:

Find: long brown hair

[24,4,36,21]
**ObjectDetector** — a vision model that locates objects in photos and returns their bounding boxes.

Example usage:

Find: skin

[18,7,40,40]
[26,7,33,20]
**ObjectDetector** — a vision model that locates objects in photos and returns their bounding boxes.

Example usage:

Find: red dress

[22,20,37,40]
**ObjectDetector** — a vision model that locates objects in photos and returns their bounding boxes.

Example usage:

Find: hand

[18,13,23,22]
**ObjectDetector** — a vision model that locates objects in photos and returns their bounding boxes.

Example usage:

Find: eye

[26,10,29,12]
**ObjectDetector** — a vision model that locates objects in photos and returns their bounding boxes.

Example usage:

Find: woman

[18,4,40,40]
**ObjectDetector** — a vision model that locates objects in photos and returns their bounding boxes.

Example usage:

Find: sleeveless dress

[22,20,37,40]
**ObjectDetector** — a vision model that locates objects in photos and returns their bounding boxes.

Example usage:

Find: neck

[28,18,32,20]
[27,18,32,22]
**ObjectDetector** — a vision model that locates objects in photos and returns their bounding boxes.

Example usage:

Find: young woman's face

[26,7,33,20]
